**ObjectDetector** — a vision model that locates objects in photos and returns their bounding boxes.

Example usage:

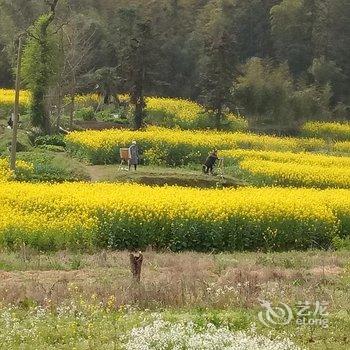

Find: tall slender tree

[195,0,238,128]
[115,7,156,129]
[22,0,60,134]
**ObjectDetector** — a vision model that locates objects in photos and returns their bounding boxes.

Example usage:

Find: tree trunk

[130,252,143,283]
[134,99,143,129]
[10,35,23,171]
[215,107,222,130]
[69,72,76,130]
[43,106,51,135]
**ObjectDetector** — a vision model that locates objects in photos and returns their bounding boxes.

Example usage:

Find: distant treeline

[0,0,349,129]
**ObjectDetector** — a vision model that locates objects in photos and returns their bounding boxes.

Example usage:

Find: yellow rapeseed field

[221,149,350,167]
[222,149,350,188]
[65,127,326,165]
[302,121,350,141]
[146,97,204,124]
[240,159,350,188]
[146,97,247,130]
[0,158,33,182]
[0,181,348,251]
[0,89,31,109]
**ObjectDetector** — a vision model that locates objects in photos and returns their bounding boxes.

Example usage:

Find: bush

[95,106,130,125]
[233,58,331,128]
[15,151,88,183]
[0,129,32,154]
[75,107,95,121]
[34,134,66,147]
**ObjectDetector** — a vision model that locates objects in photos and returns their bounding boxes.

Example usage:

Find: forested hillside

[1,0,349,130]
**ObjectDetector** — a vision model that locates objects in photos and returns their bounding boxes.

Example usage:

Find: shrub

[16,152,88,183]
[75,107,95,121]
[34,134,66,147]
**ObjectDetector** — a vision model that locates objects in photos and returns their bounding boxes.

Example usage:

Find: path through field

[85,164,244,187]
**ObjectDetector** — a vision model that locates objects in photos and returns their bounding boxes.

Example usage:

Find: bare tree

[54,13,95,130]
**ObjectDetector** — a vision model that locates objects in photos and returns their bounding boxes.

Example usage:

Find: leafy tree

[271,0,313,75]
[195,0,238,128]
[313,0,350,102]
[115,6,157,129]
[22,1,60,134]
[233,57,331,128]
[233,58,293,126]
[0,0,349,128]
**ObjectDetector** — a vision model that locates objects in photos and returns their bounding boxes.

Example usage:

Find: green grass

[85,164,245,188]
[15,150,89,182]
[1,306,338,349]
[0,250,348,349]
[0,127,32,154]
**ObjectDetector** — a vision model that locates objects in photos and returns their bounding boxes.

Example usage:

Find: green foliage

[195,0,238,128]
[233,58,331,127]
[332,236,350,251]
[16,151,88,183]
[115,7,158,129]
[0,128,32,154]
[271,0,313,75]
[95,105,130,125]
[233,58,293,125]
[1,0,350,130]
[310,56,344,87]
[22,13,59,133]
[34,134,66,147]
[75,107,95,121]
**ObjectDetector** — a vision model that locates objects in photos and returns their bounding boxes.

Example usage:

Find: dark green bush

[34,134,66,147]
[75,107,95,121]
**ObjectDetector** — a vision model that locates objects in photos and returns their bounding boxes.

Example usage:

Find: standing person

[128,140,139,171]
[202,149,220,175]
[7,110,14,129]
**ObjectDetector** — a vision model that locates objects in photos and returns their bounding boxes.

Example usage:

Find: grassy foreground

[0,250,349,349]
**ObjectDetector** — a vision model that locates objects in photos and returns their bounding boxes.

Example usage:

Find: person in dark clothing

[7,110,14,129]
[202,149,220,174]
[128,140,139,171]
